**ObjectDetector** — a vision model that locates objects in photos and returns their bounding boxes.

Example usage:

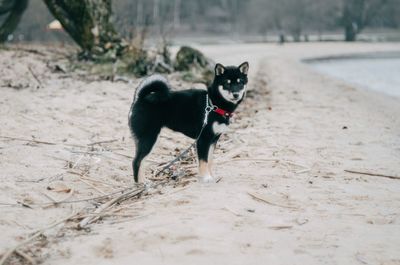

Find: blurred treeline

[7,0,400,43]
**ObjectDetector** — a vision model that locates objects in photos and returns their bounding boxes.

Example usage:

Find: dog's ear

[238,62,249,75]
[215,63,225,76]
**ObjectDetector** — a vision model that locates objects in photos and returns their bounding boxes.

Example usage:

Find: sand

[0,42,400,265]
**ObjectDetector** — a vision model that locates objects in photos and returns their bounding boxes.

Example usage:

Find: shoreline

[304,52,400,98]
[301,50,400,63]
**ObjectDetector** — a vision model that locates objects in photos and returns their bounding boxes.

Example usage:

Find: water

[308,55,400,98]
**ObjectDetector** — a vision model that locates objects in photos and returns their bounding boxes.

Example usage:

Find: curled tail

[134,74,170,103]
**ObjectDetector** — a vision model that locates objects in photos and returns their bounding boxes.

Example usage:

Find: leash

[154,94,213,177]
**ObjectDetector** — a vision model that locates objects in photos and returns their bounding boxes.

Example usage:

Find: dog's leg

[207,144,215,177]
[132,133,158,183]
[196,138,214,183]
[207,136,220,178]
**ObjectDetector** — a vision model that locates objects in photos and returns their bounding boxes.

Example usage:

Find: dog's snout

[233,93,239,99]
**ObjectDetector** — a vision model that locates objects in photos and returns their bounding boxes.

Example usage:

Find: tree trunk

[344,23,357,41]
[0,0,28,43]
[342,0,388,42]
[173,0,181,29]
[342,0,362,42]
[43,0,125,60]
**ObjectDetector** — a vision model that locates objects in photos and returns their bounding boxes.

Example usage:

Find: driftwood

[345,169,400,180]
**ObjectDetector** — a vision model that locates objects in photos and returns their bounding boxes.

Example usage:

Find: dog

[128,62,249,183]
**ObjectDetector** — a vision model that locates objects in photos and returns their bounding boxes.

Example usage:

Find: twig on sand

[8,46,47,56]
[217,158,279,165]
[268,225,293,230]
[0,187,133,207]
[67,170,128,188]
[41,192,58,204]
[295,168,311,174]
[0,211,79,265]
[247,192,298,209]
[111,151,134,159]
[78,188,145,228]
[27,66,42,87]
[87,139,118,146]
[50,187,133,205]
[42,189,75,208]
[223,206,242,216]
[0,135,56,146]
[78,178,107,195]
[0,135,87,148]
[344,169,400,180]
[15,249,36,265]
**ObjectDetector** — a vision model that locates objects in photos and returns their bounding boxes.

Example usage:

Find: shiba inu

[128,62,249,183]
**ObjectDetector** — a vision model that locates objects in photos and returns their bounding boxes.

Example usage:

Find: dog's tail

[134,74,170,103]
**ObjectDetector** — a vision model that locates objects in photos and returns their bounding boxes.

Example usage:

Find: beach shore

[1,42,399,265]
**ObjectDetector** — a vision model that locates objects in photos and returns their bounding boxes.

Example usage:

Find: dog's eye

[237,78,242,83]
[226,80,231,84]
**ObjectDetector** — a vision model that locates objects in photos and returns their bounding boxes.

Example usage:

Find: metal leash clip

[203,94,216,125]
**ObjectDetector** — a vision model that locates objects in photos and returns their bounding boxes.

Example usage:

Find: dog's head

[212,62,249,104]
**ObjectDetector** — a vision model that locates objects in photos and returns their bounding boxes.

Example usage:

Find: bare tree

[43,0,125,59]
[0,0,28,42]
[341,0,388,41]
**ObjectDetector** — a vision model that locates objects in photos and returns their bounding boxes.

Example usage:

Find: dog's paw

[198,175,215,183]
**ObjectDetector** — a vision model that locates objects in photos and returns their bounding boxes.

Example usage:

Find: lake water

[307,55,400,98]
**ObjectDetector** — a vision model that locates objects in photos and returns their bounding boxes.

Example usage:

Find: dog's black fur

[128,62,249,183]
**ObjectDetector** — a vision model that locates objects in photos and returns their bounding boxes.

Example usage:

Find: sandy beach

[1,42,400,265]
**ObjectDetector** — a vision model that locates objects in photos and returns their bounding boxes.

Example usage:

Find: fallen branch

[344,169,400,180]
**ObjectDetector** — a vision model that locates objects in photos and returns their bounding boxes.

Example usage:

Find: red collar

[214,107,233,118]
[207,96,233,118]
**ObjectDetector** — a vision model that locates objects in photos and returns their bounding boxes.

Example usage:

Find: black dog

[128,62,249,183]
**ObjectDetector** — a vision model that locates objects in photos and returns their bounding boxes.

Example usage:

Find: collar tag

[214,107,233,118]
